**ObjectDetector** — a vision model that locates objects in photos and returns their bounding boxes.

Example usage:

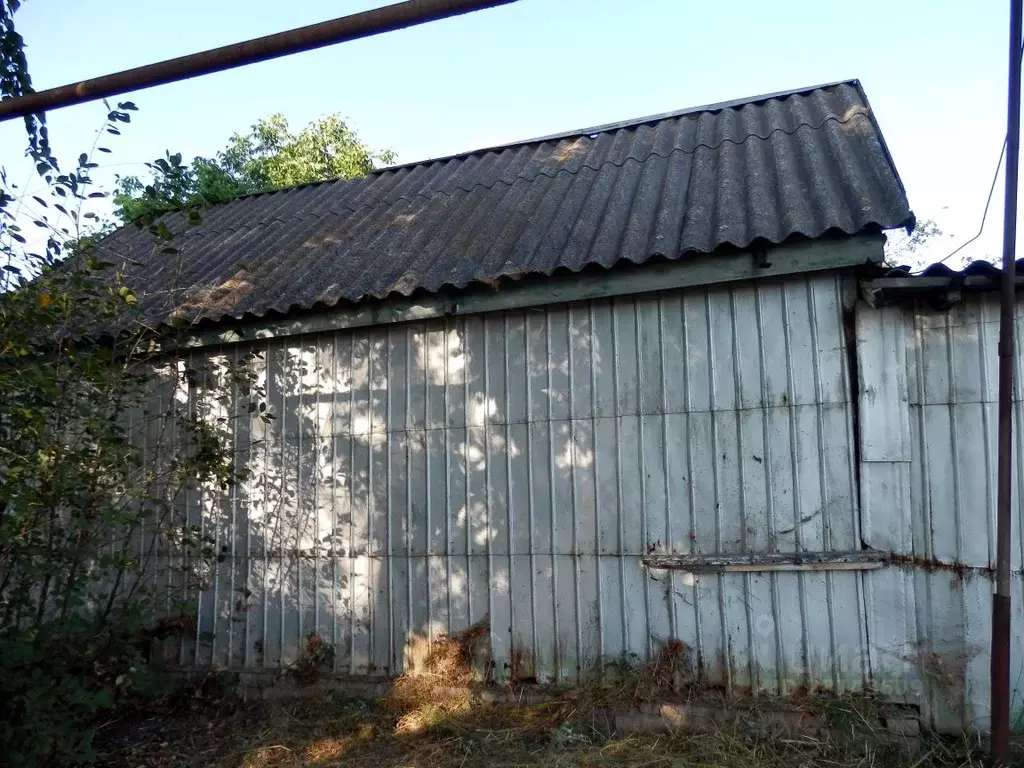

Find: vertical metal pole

[992,1,1022,763]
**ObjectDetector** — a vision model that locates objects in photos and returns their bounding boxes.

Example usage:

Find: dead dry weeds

[102,692,991,768]
[103,634,996,767]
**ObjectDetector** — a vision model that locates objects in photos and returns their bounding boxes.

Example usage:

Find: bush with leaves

[0,101,265,766]
[114,112,396,223]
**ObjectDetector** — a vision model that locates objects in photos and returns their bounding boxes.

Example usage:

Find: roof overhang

[170,233,884,351]
[861,260,1024,309]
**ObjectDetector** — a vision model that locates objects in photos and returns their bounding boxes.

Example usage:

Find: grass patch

[100,688,999,768]
[98,641,1002,767]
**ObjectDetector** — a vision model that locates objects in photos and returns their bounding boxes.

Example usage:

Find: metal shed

[102,81,1022,733]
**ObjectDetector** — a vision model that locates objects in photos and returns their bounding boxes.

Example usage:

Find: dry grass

[101,690,998,768]
[386,620,488,733]
[101,639,999,768]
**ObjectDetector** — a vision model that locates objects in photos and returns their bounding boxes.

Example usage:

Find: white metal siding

[170,272,866,694]
[858,296,1024,732]
[158,268,1024,735]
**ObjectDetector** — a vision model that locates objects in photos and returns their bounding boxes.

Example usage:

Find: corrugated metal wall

[858,296,1024,732]
[162,269,1024,733]
[170,271,870,696]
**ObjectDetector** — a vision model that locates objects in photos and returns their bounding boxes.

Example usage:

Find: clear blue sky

[0,0,1012,267]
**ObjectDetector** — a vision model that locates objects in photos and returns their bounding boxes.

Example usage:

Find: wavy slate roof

[104,79,913,325]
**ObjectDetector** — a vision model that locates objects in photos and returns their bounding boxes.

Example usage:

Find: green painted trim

[175,234,883,349]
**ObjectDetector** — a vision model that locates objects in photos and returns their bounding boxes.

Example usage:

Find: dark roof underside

[103,79,913,325]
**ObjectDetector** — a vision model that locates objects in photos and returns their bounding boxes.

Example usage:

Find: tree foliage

[114,113,395,223]
[0,6,395,764]
[0,1,56,174]
[883,217,949,268]
[1,101,264,766]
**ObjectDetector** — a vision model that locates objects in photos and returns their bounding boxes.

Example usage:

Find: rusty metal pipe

[991,1,1021,764]
[0,0,517,121]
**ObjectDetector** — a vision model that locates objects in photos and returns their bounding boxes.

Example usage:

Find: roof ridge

[158,108,872,242]
[484,78,862,153]
[220,79,862,205]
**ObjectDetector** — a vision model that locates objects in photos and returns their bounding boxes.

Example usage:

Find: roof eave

[168,233,884,351]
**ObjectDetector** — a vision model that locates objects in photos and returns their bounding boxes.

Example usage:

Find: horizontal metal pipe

[0,0,517,121]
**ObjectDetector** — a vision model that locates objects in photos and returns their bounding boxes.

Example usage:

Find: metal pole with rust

[992,1,1022,764]
[0,0,517,122]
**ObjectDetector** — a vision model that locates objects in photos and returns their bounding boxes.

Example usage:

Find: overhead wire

[931,139,1006,267]
[930,37,1024,269]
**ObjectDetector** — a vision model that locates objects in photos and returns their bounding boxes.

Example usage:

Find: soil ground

[100,690,994,768]
[102,631,1001,767]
